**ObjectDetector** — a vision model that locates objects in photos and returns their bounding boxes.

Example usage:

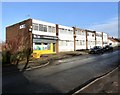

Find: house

[108,37,120,47]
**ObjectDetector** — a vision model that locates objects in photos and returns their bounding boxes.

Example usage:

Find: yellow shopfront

[32,34,58,58]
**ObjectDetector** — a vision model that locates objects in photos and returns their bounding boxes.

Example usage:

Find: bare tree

[5,28,32,71]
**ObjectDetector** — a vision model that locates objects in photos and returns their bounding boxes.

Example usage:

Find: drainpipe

[73,27,76,51]
[94,31,96,46]
[86,30,88,49]
[56,24,59,53]
[102,32,103,47]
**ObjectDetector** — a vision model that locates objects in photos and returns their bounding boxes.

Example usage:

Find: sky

[1,2,118,41]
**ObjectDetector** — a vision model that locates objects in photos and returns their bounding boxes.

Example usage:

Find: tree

[5,28,32,71]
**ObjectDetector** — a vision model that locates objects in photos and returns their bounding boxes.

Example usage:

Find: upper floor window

[52,27,56,33]
[92,34,94,37]
[43,25,47,32]
[39,24,44,31]
[33,23,48,32]
[76,30,80,35]
[96,33,102,37]
[33,23,39,31]
[48,26,52,32]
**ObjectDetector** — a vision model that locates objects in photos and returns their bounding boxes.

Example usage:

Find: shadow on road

[2,64,62,94]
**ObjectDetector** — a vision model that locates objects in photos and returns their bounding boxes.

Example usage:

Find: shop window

[35,43,41,45]
[43,43,47,45]
[34,43,42,50]
[43,43,50,50]
[47,43,50,50]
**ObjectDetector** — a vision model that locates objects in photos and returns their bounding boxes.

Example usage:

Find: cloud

[87,17,118,38]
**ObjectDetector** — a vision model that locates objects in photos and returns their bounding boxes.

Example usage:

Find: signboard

[20,24,26,29]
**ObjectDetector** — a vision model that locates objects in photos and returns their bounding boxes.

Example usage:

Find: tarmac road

[2,50,120,94]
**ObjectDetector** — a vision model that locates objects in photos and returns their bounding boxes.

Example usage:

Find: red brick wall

[6,19,32,51]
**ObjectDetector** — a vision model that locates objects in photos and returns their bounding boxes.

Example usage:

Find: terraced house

[6,18,108,58]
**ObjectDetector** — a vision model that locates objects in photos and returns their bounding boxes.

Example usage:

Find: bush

[2,50,11,64]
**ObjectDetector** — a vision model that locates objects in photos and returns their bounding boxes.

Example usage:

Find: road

[2,50,120,94]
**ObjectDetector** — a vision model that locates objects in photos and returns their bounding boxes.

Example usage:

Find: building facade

[75,28,86,50]
[6,18,108,58]
[108,37,120,47]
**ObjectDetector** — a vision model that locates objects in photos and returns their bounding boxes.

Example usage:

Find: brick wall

[6,18,32,51]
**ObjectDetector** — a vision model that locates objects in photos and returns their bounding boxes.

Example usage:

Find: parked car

[103,45,113,52]
[89,46,103,54]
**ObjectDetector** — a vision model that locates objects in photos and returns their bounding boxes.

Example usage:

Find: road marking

[73,67,118,94]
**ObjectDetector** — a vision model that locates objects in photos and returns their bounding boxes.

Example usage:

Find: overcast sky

[1,2,118,41]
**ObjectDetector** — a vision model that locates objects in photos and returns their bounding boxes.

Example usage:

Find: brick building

[6,18,108,58]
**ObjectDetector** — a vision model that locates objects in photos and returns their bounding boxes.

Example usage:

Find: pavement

[73,67,119,94]
[2,50,120,94]
[2,50,89,74]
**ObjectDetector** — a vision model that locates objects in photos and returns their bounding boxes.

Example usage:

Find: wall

[103,33,108,47]
[96,32,102,47]
[87,32,95,49]
[6,18,32,51]
[58,25,74,52]
[75,29,86,50]
[32,19,56,37]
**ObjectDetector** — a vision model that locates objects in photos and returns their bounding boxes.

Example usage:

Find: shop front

[32,34,58,58]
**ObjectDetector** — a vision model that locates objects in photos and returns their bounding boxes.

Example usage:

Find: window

[87,33,89,36]
[92,34,94,37]
[60,40,66,46]
[83,40,85,45]
[35,43,41,45]
[33,23,39,31]
[39,24,44,31]
[43,25,47,32]
[52,27,55,33]
[76,30,81,35]
[68,29,73,35]
[82,31,85,35]
[80,40,82,45]
[48,26,56,33]
[60,28,64,34]
[47,43,51,50]
[96,33,102,37]
[44,43,48,45]
[80,31,82,35]
[76,40,79,45]
[48,26,52,32]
